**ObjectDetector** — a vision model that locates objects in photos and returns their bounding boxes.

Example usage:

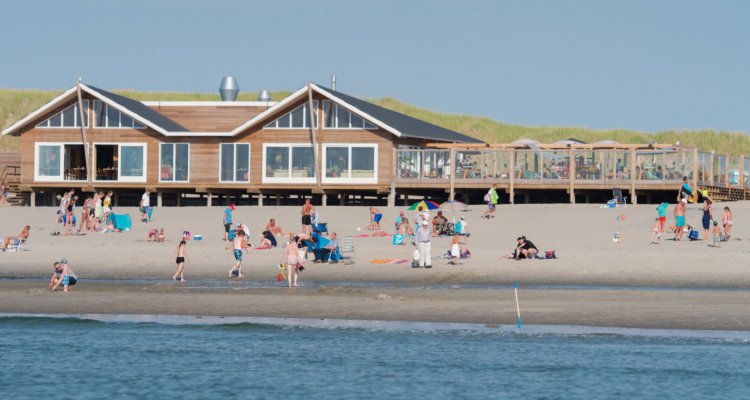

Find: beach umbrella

[439,200,468,212]
[407,200,440,211]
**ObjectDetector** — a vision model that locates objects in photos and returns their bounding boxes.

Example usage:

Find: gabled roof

[2,82,189,136]
[230,83,481,143]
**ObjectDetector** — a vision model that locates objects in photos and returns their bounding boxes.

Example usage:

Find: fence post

[630,148,637,204]
[569,147,575,204]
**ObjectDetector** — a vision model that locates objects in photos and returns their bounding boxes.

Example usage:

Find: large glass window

[220,143,250,182]
[35,143,87,181]
[263,144,315,183]
[36,101,89,128]
[120,146,144,178]
[160,143,190,182]
[322,100,377,129]
[264,101,318,129]
[93,100,146,129]
[323,144,377,183]
[94,143,146,182]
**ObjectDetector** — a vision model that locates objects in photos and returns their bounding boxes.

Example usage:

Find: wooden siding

[149,105,265,132]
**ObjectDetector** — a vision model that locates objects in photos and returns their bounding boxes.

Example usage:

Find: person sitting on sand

[395,211,405,232]
[173,240,188,281]
[367,207,383,230]
[432,211,448,237]
[147,228,159,241]
[50,259,77,293]
[2,225,30,251]
[398,217,414,235]
[505,236,539,260]
[265,219,283,236]
[259,230,277,248]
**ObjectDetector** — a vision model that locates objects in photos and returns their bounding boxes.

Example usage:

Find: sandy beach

[1,202,749,330]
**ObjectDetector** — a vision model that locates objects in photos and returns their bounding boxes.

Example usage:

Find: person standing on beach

[415,220,432,268]
[173,240,188,282]
[223,203,235,241]
[301,198,314,234]
[674,199,687,241]
[722,206,733,240]
[368,207,383,230]
[50,259,77,293]
[283,233,301,287]
[140,190,151,222]
[656,202,669,233]
[701,200,713,241]
[227,229,245,278]
[482,184,499,219]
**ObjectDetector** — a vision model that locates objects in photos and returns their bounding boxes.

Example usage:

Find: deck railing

[395,147,747,201]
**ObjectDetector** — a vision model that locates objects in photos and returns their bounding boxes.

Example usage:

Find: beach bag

[483,193,490,202]
[545,250,556,259]
[392,234,404,245]
[688,230,699,241]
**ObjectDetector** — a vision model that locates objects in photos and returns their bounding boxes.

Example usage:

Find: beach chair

[313,222,328,235]
[339,236,356,264]
[613,189,628,205]
[4,238,27,253]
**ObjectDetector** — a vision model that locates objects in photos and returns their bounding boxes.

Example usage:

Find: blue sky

[1,0,748,132]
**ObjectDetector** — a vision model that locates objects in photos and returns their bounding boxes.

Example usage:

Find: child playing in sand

[712,221,722,248]
[227,229,245,278]
[157,228,165,243]
[50,259,77,293]
[173,240,187,281]
[650,217,661,244]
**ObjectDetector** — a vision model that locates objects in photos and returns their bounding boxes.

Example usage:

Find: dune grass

[2,88,748,156]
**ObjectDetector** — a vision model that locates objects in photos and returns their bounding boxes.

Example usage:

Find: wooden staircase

[705,185,750,202]
[0,151,26,206]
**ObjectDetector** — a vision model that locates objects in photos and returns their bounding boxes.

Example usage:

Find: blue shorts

[374,214,383,223]
[62,275,77,286]
[233,249,243,262]
[676,216,685,227]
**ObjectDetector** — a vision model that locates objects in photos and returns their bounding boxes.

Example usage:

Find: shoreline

[2,281,749,331]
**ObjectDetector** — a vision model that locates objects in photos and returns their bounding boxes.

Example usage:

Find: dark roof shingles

[324,87,482,143]
[88,85,189,132]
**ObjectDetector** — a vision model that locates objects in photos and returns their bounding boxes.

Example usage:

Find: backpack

[545,250,556,259]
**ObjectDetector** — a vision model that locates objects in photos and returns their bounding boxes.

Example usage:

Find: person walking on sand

[482,184,499,219]
[656,202,669,233]
[722,206,733,239]
[415,220,432,268]
[140,190,151,222]
[650,217,662,244]
[301,198,314,234]
[227,229,246,278]
[223,203,235,241]
[674,199,687,241]
[283,233,301,287]
[701,199,713,241]
[173,240,188,282]
[50,259,77,293]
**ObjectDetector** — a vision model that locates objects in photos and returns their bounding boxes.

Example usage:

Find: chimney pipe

[331,75,336,91]
[219,76,239,101]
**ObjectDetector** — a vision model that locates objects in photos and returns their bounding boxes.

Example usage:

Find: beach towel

[254,245,273,250]
[370,258,409,264]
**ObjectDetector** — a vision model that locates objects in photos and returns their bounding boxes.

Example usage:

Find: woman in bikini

[173,240,188,282]
[723,206,733,239]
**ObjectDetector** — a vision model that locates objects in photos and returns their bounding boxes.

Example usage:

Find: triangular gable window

[322,100,377,130]
[36,101,89,128]
[93,100,146,129]
[265,100,318,129]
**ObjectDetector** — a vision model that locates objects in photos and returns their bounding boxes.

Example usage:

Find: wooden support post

[509,148,515,204]
[307,84,321,189]
[30,191,36,207]
[322,193,328,206]
[157,192,162,208]
[693,148,699,191]
[207,192,212,207]
[340,194,345,206]
[740,155,745,189]
[276,195,281,206]
[449,147,456,201]
[709,151,714,186]
[177,193,181,207]
[630,148,637,204]
[258,193,264,207]
[569,147,575,204]
[387,190,395,207]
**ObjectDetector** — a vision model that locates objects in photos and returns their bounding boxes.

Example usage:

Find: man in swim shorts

[301,198,314,234]
[50,258,77,293]
[227,230,245,278]
[369,207,383,230]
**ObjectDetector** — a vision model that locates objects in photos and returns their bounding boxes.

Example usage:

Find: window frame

[262,143,317,184]
[321,100,378,130]
[33,142,89,182]
[93,100,147,129]
[264,100,319,129]
[321,143,378,184]
[159,143,191,183]
[218,143,251,183]
[35,101,90,129]
[92,142,148,183]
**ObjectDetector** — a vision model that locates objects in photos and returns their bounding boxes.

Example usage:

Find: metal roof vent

[219,76,239,101]
[258,89,271,103]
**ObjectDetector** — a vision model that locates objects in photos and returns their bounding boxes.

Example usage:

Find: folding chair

[339,236,356,264]
[313,222,328,235]
[4,238,26,253]
[613,188,628,205]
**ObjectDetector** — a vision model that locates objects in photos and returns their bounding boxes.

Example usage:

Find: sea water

[1,315,749,399]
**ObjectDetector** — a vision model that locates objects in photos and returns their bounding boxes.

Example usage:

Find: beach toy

[513,281,522,330]
[193,234,203,241]
[612,232,621,243]
[183,230,191,239]
[616,214,627,222]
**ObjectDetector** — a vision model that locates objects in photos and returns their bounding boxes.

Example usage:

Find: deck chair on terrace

[613,188,628,206]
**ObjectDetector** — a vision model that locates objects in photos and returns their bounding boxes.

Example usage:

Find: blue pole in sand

[513,281,522,330]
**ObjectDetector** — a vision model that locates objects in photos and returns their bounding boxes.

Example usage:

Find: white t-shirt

[142,193,150,207]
